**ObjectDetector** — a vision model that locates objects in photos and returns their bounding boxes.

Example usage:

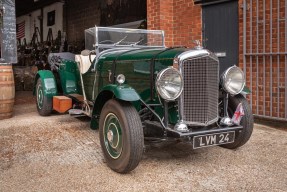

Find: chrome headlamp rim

[116,74,125,85]
[221,66,245,95]
[156,67,183,101]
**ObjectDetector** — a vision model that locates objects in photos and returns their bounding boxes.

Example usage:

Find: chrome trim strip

[177,49,219,63]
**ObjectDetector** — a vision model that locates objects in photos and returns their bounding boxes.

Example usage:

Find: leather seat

[75,54,96,74]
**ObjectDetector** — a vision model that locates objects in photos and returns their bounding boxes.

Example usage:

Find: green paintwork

[103,113,123,159]
[82,70,97,101]
[91,47,188,124]
[101,84,140,101]
[91,90,113,129]
[168,103,180,124]
[91,84,141,129]
[90,116,99,130]
[33,70,58,98]
[58,60,81,95]
[241,86,251,95]
[96,47,187,63]
[38,46,250,128]
[95,48,188,100]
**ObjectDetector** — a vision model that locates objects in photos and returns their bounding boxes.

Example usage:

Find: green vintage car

[34,27,253,173]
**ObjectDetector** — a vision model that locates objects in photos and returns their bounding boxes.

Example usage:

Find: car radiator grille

[181,56,219,126]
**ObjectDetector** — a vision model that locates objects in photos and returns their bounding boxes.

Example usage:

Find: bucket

[0,65,15,120]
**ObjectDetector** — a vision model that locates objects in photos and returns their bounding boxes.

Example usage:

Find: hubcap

[103,113,123,159]
[107,130,114,143]
[37,84,43,109]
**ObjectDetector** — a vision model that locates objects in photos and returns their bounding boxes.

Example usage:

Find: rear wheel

[221,94,253,149]
[99,99,144,173]
[36,78,53,116]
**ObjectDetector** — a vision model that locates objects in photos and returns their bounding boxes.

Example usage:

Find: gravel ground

[0,91,286,192]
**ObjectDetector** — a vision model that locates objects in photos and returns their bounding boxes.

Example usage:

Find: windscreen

[85,27,95,50]
[85,26,165,52]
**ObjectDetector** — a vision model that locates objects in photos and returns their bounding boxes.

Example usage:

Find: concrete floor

[0,91,286,191]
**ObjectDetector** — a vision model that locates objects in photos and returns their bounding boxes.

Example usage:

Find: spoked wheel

[221,94,254,149]
[99,99,144,173]
[36,78,53,116]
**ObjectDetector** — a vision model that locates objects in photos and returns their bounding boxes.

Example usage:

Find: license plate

[193,131,235,149]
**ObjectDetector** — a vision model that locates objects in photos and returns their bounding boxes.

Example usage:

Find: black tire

[221,94,254,149]
[36,78,53,116]
[99,99,144,173]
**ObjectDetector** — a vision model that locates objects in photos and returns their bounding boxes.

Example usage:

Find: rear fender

[33,70,58,98]
[58,60,80,94]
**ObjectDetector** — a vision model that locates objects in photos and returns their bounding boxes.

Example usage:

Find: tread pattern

[99,99,144,173]
[36,78,53,116]
[120,101,144,173]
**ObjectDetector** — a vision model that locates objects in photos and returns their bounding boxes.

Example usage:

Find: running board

[68,109,86,117]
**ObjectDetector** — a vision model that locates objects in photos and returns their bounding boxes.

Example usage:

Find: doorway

[202,0,239,74]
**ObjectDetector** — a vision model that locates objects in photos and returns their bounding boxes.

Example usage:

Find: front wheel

[221,94,254,149]
[99,99,144,173]
[36,78,53,116]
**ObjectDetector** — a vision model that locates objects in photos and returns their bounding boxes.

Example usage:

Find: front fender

[102,84,140,102]
[90,84,140,129]
[33,70,58,98]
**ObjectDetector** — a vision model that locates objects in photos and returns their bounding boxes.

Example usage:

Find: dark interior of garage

[13,0,146,92]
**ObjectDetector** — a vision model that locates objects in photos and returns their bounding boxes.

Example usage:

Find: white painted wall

[16,2,64,44]
[43,2,64,42]
[29,9,41,43]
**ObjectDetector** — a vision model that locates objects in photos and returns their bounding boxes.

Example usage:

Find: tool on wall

[46,28,53,42]
[31,26,41,46]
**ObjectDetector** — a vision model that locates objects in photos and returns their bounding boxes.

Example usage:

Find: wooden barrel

[0,65,15,120]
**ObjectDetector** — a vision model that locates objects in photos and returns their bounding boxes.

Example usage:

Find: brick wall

[66,0,101,44]
[239,0,286,118]
[66,0,146,44]
[147,0,201,47]
[148,0,286,119]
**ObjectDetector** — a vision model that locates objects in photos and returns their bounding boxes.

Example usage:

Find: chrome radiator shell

[177,50,219,126]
